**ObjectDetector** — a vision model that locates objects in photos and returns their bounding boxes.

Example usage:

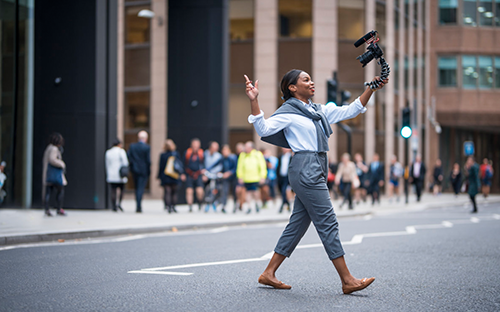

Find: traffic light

[326,78,337,105]
[401,107,412,139]
[340,90,351,106]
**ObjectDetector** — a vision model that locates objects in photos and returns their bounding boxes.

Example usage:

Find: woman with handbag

[105,139,129,212]
[158,139,183,213]
[42,132,67,216]
[245,70,387,294]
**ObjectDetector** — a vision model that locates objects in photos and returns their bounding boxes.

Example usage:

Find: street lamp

[138,9,164,26]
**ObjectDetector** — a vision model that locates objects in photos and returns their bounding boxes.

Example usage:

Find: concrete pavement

[1,193,498,245]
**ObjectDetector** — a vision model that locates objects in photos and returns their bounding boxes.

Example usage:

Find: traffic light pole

[404,138,409,204]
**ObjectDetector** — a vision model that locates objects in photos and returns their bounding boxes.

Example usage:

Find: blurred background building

[0,0,498,208]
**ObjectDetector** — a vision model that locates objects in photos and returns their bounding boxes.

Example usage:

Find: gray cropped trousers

[274,151,345,261]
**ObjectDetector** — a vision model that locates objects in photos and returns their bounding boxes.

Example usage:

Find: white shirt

[248,98,367,152]
[413,162,421,178]
[105,146,129,183]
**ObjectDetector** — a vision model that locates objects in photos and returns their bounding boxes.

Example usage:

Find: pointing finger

[244,75,251,83]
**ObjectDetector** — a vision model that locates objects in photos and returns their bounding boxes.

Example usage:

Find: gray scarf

[261,97,332,152]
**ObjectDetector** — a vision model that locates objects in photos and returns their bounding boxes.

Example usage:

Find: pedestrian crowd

[40,131,495,216]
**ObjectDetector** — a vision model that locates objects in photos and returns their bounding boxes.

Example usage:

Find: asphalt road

[1,202,500,312]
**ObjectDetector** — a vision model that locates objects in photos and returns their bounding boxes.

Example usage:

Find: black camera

[355,30,384,67]
[354,30,390,90]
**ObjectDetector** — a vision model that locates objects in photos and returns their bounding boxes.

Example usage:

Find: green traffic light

[401,126,412,139]
[326,101,337,106]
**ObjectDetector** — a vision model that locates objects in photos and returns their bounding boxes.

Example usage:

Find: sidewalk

[1,193,499,246]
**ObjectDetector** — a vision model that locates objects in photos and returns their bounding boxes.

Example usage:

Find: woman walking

[244,69,387,294]
[449,163,462,196]
[465,156,480,213]
[42,133,67,217]
[158,139,183,213]
[105,139,129,212]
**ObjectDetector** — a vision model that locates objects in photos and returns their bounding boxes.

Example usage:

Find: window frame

[437,55,459,88]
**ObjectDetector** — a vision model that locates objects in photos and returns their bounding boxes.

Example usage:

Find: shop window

[478,0,494,26]
[439,0,458,24]
[495,57,500,88]
[125,6,151,44]
[478,56,493,88]
[463,0,478,26]
[462,55,478,88]
[438,56,457,87]
[279,0,312,38]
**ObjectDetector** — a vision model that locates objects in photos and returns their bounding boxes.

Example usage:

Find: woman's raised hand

[244,75,259,101]
[372,76,389,91]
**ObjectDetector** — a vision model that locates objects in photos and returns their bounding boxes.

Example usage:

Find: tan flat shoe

[258,274,292,289]
[342,277,375,294]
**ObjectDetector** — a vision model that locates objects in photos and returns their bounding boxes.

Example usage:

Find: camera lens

[357,51,374,67]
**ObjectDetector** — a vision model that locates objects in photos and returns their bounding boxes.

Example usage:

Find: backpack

[485,166,493,179]
[185,148,204,166]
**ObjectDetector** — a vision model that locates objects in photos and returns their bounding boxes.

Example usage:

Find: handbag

[46,164,64,185]
[119,150,129,178]
[165,156,180,179]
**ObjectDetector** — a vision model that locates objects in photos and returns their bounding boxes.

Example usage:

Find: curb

[0,211,371,246]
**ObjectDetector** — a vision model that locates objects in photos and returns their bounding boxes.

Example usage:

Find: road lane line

[128,270,193,276]
[141,257,266,272]
[442,221,453,227]
[210,226,229,233]
[470,217,480,223]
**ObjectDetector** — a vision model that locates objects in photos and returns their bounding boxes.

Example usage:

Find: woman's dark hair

[48,132,64,147]
[112,139,121,147]
[280,69,303,101]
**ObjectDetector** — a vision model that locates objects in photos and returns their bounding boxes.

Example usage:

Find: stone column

[384,0,395,194]
[117,0,124,141]
[407,0,414,161]
[313,0,338,162]
[364,0,376,163]
[148,0,167,199]
[254,0,278,151]
[398,0,406,193]
[424,0,431,187]
[417,0,424,157]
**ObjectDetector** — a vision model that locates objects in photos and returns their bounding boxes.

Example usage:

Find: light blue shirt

[248,98,366,152]
[204,151,223,173]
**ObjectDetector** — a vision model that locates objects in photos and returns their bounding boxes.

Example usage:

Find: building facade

[1,0,498,209]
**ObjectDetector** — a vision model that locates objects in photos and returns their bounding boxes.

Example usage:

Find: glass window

[439,0,458,24]
[438,56,457,87]
[394,58,399,90]
[495,57,500,88]
[478,56,493,88]
[125,91,150,130]
[124,48,150,87]
[125,6,151,44]
[496,0,500,26]
[478,0,494,26]
[279,0,312,38]
[462,55,478,88]
[463,0,477,26]
[230,0,254,41]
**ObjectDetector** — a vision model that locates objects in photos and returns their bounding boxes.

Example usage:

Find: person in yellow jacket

[236,141,267,214]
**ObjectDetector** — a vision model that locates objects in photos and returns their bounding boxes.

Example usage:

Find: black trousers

[341,181,353,209]
[44,185,64,211]
[133,174,148,212]
[469,194,478,212]
[278,175,289,205]
[414,180,423,201]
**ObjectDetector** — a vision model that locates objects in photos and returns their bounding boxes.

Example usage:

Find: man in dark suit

[366,153,385,205]
[127,130,151,213]
[410,154,426,202]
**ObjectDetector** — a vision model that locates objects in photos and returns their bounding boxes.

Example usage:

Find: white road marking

[128,270,193,276]
[494,214,500,220]
[210,226,229,233]
[129,215,500,276]
[363,215,373,221]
